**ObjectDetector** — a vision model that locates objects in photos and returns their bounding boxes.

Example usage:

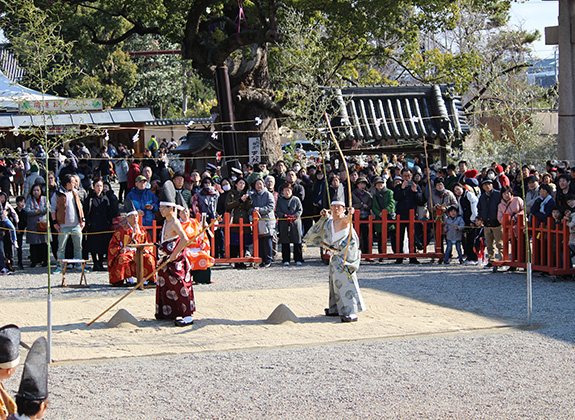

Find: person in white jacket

[453,182,480,264]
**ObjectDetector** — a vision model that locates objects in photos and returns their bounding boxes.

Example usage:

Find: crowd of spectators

[0,136,573,276]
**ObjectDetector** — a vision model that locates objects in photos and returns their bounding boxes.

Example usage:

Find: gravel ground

[2,246,575,419]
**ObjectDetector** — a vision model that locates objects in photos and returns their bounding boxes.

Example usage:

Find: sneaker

[52,268,62,274]
[296,261,303,266]
[126,277,137,286]
[283,262,290,266]
[465,260,478,265]
[263,262,271,268]
[0,268,10,275]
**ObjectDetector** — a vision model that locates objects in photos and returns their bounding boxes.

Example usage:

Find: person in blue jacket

[125,175,159,230]
[530,183,556,226]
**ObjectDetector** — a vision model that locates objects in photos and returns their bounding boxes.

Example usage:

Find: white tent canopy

[0,70,63,111]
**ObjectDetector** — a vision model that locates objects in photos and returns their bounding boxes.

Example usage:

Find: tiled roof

[0,47,25,82]
[146,117,211,126]
[0,108,154,128]
[331,84,470,145]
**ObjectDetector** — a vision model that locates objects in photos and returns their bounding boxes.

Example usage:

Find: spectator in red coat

[127,158,141,190]
[496,165,510,188]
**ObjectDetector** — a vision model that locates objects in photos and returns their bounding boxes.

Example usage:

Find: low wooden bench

[57,259,90,288]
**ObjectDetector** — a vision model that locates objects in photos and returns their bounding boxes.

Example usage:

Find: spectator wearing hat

[352,177,373,256]
[0,324,20,419]
[229,167,243,185]
[245,163,265,188]
[372,176,396,256]
[496,165,510,188]
[485,168,501,191]
[9,337,49,419]
[125,174,159,230]
[393,168,425,264]
[476,179,503,266]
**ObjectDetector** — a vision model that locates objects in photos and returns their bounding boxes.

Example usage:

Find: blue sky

[510,0,558,59]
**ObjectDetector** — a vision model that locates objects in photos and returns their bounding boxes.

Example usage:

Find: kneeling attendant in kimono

[107,199,156,287]
[155,181,195,327]
[304,201,365,322]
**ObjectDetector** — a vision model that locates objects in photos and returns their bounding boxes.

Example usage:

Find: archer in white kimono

[304,201,366,322]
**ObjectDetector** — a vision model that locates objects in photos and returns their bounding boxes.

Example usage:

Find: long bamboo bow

[87,216,222,327]
[324,112,353,265]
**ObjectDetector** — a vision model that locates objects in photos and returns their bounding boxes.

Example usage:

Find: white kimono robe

[304,215,366,317]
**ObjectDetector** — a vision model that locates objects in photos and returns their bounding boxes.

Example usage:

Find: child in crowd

[15,195,26,269]
[551,207,563,229]
[443,205,465,264]
[0,192,18,272]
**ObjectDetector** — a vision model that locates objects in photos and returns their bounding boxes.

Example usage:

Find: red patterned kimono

[155,235,195,319]
[180,218,215,270]
[107,221,156,285]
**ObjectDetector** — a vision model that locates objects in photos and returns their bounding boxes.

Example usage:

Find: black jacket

[393,184,425,218]
[477,190,502,227]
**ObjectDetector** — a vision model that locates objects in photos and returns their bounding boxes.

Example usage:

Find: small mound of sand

[105,309,140,328]
[266,304,299,324]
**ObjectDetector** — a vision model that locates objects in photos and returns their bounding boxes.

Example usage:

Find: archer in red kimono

[108,213,156,286]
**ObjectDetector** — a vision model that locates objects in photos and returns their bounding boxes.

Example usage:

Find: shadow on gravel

[355,260,575,345]
[16,315,337,336]
[173,315,335,333]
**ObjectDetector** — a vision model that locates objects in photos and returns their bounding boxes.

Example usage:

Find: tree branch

[464,62,531,111]
[81,22,159,45]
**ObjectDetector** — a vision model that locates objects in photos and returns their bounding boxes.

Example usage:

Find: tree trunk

[227,47,282,165]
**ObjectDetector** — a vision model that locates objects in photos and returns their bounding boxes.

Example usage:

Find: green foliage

[1,0,76,95]
[66,49,137,107]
